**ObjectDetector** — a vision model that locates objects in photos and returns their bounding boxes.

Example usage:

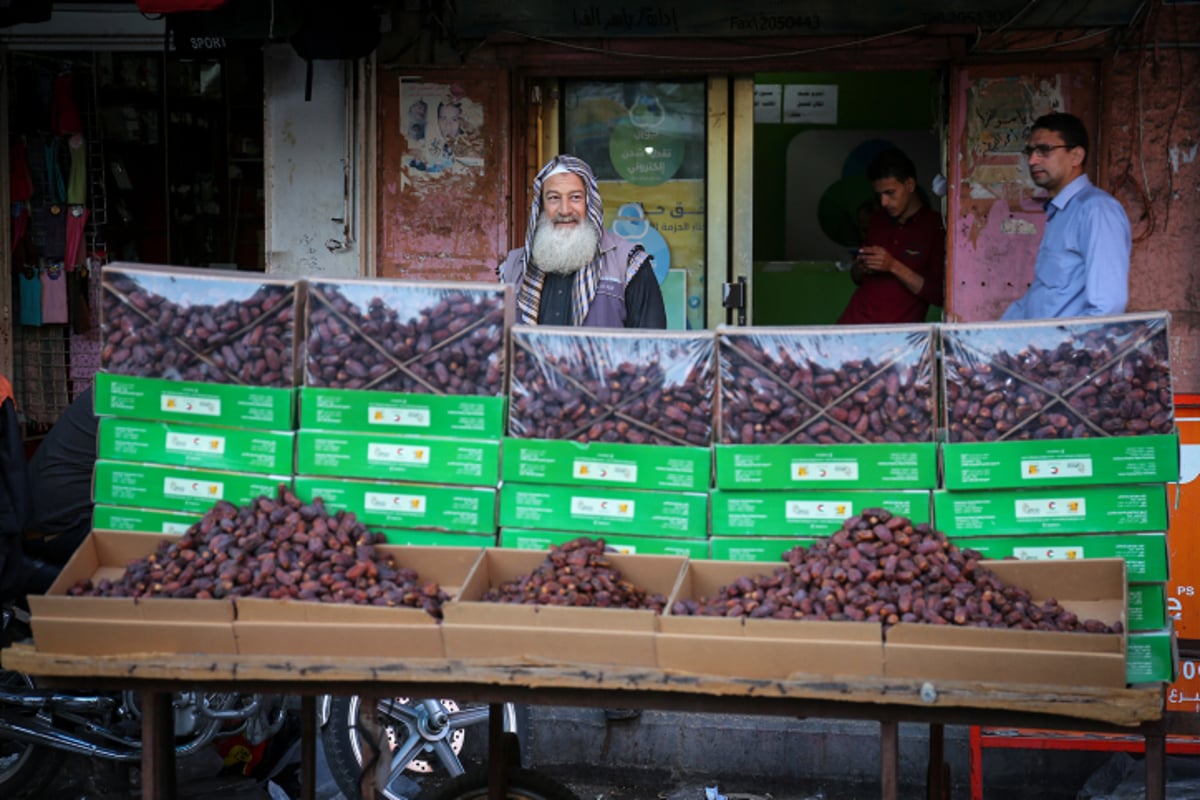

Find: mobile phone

[848,248,862,258]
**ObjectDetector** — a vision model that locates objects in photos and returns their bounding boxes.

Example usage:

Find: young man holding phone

[837,148,945,325]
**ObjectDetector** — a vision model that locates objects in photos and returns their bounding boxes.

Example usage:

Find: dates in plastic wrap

[100,263,299,387]
[508,326,715,446]
[305,279,512,396]
[718,325,935,445]
[941,313,1174,442]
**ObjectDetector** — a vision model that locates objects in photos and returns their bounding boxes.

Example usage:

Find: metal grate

[13,326,71,426]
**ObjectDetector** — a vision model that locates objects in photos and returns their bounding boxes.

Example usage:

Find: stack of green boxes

[709,324,939,561]
[934,313,1180,683]
[92,264,298,532]
[291,278,512,546]
[498,326,713,556]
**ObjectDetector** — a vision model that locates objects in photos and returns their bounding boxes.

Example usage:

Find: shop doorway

[4,47,266,430]
[749,70,945,326]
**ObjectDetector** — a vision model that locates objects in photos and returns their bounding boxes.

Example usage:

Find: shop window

[562,80,707,330]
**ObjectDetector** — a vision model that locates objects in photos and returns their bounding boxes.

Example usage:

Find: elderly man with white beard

[499,155,667,328]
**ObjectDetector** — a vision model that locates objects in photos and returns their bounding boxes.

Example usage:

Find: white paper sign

[754,84,782,123]
[783,84,838,124]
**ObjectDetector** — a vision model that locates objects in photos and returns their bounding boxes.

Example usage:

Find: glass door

[561,79,707,330]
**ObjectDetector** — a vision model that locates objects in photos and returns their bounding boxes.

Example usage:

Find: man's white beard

[531,215,600,275]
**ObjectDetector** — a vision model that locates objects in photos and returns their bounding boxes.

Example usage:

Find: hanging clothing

[66,133,87,206]
[19,267,43,326]
[64,205,89,269]
[41,263,69,324]
[68,265,93,335]
[50,70,82,136]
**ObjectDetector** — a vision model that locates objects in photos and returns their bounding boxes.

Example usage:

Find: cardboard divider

[658,559,885,679]
[441,549,686,666]
[233,545,481,657]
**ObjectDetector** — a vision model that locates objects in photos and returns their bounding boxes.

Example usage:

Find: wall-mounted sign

[754,84,782,124]
[783,85,837,125]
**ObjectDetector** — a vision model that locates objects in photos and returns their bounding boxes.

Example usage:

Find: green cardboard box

[98,417,295,475]
[299,387,507,438]
[708,536,819,562]
[296,430,500,486]
[94,372,296,430]
[92,460,291,514]
[92,504,203,535]
[714,442,937,490]
[1128,584,1168,632]
[498,482,709,539]
[498,528,709,558]
[294,476,497,534]
[1127,627,1177,684]
[502,438,711,492]
[372,530,495,548]
[941,433,1180,490]
[957,533,1168,583]
[710,489,931,537]
[932,485,1168,536]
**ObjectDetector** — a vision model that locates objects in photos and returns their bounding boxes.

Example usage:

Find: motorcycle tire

[321,696,524,800]
[423,766,580,800]
[0,673,62,800]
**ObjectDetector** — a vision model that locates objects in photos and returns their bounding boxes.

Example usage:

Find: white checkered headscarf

[513,155,606,326]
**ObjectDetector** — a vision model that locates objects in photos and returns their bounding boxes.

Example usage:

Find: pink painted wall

[948,64,1100,322]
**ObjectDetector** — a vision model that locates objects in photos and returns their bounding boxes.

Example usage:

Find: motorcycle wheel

[321,696,524,800]
[0,671,62,800]
[423,767,580,800]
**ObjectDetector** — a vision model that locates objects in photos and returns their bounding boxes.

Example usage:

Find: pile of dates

[482,537,668,612]
[101,270,297,387]
[943,318,1173,442]
[508,329,714,446]
[305,282,506,395]
[719,330,934,445]
[672,510,1120,634]
[69,485,450,618]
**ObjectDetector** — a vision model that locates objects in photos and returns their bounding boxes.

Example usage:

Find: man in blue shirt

[1001,112,1131,320]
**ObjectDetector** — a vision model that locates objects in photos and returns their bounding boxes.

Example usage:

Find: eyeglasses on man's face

[1022,144,1073,159]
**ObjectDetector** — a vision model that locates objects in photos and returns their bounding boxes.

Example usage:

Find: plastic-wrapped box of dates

[101,263,302,387]
[941,313,1174,442]
[508,326,716,446]
[305,279,513,396]
[718,324,936,445]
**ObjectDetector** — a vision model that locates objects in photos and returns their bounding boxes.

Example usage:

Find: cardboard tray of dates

[440,542,686,667]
